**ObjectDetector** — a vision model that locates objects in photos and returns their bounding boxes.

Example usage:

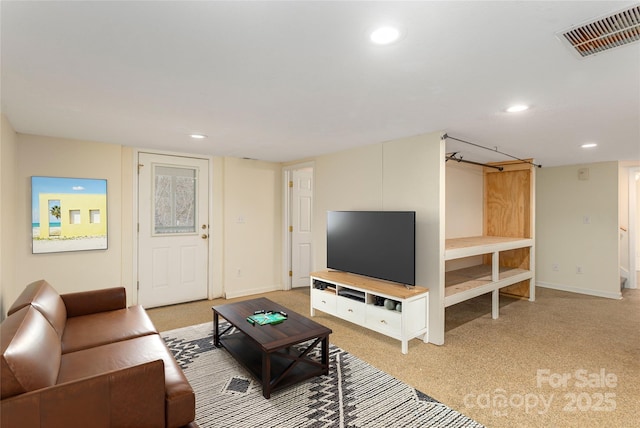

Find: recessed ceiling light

[581,143,598,148]
[506,104,530,113]
[190,134,207,139]
[370,26,402,45]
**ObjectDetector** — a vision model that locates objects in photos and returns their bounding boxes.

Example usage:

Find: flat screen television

[327,211,416,286]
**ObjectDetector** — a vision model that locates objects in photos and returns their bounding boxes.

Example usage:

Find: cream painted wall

[1,114,19,318]
[120,146,134,300]
[2,124,284,309]
[211,156,225,298]
[637,172,640,268]
[3,113,628,333]
[311,132,446,344]
[444,162,484,272]
[445,162,483,238]
[619,165,629,273]
[312,143,384,271]
[11,134,134,307]
[222,157,283,298]
[536,162,620,298]
[381,132,445,344]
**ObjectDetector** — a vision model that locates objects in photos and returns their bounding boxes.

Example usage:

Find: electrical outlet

[576,266,583,274]
[552,263,559,272]
[236,269,242,277]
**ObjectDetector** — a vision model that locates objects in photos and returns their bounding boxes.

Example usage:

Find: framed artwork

[31,176,108,254]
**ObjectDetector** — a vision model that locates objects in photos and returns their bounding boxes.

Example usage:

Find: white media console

[310,270,429,354]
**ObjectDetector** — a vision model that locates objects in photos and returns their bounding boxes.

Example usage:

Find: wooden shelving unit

[444,236,534,318]
[442,159,535,323]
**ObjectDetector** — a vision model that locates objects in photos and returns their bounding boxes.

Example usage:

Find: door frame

[282,161,315,291]
[627,166,640,289]
[132,148,217,305]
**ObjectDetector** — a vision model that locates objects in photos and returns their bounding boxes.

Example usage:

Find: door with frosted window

[138,153,209,308]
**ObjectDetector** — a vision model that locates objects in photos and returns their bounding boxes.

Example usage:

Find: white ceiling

[2,1,639,167]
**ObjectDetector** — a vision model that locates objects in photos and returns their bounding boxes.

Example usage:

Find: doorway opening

[627,166,640,289]
[136,152,211,308]
[283,163,314,289]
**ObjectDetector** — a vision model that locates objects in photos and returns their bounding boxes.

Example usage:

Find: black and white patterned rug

[162,322,484,428]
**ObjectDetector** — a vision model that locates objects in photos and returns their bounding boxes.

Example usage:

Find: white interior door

[138,153,209,308]
[291,168,313,288]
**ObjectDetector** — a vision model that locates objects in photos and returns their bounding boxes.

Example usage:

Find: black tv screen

[327,211,416,286]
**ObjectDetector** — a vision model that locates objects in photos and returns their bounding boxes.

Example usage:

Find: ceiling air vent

[559,5,640,58]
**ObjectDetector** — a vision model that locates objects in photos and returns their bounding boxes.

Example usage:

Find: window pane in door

[154,166,197,234]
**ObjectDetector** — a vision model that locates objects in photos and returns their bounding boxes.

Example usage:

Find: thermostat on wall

[578,168,589,181]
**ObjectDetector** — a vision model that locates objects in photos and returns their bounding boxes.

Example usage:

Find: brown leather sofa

[1,280,197,428]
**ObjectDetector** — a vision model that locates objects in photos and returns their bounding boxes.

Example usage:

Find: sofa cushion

[58,334,195,428]
[7,279,67,338]
[61,305,158,353]
[1,306,62,399]
[61,287,126,317]
[1,360,166,428]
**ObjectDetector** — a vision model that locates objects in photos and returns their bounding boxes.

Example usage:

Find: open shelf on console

[311,269,428,299]
[310,270,429,354]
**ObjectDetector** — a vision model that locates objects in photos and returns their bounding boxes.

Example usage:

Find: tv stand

[310,270,429,354]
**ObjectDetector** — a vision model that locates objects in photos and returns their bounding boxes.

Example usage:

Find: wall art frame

[31,176,108,254]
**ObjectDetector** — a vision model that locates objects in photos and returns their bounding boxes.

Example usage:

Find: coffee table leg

[321,335,329,375]
[262,352,271,399]
[213,311,220,347]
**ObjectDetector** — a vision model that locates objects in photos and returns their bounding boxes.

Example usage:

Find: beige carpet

[162,322,483,427]
[148,286,640,428]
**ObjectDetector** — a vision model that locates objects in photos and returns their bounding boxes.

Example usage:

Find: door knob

[201,234,208,239]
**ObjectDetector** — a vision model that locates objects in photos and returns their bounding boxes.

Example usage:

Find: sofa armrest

[61,287,127,317]
[1,359,166,428]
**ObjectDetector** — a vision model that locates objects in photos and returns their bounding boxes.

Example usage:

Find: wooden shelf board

[444,264,532,307]
[445,236,533,260]
[311,270,428,300]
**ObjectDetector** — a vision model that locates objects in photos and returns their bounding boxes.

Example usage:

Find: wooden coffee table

[212,297,332,398]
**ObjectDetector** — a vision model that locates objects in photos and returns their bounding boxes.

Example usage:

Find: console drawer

[365,305,401,336]
[337,297,365,325]
[311,289,337,315]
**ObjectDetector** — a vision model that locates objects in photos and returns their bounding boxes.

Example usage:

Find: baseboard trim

[224,284,282,299]
[536,281,622,300]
